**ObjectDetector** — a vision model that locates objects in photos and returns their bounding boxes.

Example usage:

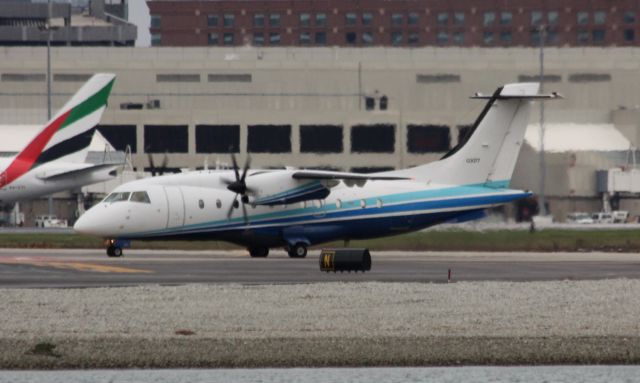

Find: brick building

[147,0,640,47]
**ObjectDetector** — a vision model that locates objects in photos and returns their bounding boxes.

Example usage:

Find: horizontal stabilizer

[37,162,120,181]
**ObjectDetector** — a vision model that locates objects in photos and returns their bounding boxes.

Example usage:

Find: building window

[248,125,291,153]
[254,13,265,27]
[207,14,218,27]
[144,125,188,153]
[408,125,451,153]
[97,125,137,152]
[547,30,559,45]
[208,74,252,82]
[195,125,240,153]
[223,13,234,27]
[300,125,343,153]
[223,33,234,45]
[270,33,281,45]
[345,32,357,44]
[54,74,92,82]
[408,32,419,44]
[594,11,606,25]
[624,11,636,24]
[548,11,559,26]
[453,31,464,44]
[300,13,310,26]
[624,29,635,42]
[577,11,589,25]
[150,15,161,28]
[157,74,200,82]
[391,31,402,45]
[500,31,512,44]
[501,11,512,25]
[362,12,373,26]
[253,33,264,46]
[315,32,327,45]
[454,12,465,25]
[408,12,419,25]
[345,12,357,25]
[365,97,375,110]
[483,31,494,44]
[577,29,589,44]
[316,12,327,26]
[362,31,373,44]
[299,31,311,45]
[484,12,495,27]
[437,12,448,25]
[437,31,448,44]
[208,33,218,45]
[351,124,395,153]
[531,11,542,26]
[592,29,605,43]
[270,13,281,27]
[391,13,403,26]
[151,33,161,46]
[531,30,541,45]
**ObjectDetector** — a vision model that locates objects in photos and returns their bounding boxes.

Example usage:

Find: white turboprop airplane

[0,73,119,205]
[75,83,558,258]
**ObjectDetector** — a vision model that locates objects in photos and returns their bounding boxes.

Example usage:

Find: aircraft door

[164,186,185,228]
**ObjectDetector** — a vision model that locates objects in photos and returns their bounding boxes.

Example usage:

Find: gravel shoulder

[2,280,639,368]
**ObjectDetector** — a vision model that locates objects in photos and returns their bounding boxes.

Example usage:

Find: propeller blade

[226,194,238,220]
[159,152,169,176]
[147,153,156,177]
[240,155,251,183]
[241,203,248,225]
[230,153,240,181]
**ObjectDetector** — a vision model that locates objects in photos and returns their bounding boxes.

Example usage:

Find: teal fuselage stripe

[126,179,521,238]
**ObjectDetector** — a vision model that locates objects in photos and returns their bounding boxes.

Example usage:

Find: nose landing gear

[105,238,130,258]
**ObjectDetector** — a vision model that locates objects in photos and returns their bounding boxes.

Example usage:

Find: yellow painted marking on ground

[0,258,153,274]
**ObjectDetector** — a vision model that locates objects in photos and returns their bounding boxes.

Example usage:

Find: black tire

[288,243,307,258]
[249,247,269,258]
[107,246,123,258]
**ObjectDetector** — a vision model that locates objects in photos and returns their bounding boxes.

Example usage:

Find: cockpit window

[103,192,130,203]
[130,191,151,204]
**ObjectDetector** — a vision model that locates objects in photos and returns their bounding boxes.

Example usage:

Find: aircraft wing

[292,170,410,181]
[36,163,121,181]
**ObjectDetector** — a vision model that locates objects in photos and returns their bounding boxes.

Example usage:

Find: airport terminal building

[1,45,640,222]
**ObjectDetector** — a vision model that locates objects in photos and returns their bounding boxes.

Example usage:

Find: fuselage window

[130,191,151,204]
[103,192,131,203]
[376,198,383,208]
[360,199,366,208]
[216,199,222,208]
[335,199,342,209]
[199,199,205,209]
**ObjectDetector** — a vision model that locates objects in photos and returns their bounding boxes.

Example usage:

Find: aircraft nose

[73,210,98,235]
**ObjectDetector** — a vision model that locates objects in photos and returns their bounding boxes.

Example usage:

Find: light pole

[46,0,52,120]
[538,24,547,217]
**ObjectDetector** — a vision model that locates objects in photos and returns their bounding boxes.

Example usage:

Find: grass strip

[2,229,640,252]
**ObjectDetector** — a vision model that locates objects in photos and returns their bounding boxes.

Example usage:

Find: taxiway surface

[0,248,639,287]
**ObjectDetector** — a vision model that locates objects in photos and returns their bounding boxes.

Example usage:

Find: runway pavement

[0,248,639,287]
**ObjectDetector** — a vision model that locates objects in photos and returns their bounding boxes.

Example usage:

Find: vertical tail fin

[389,83,558,187]
[1,73,115,187]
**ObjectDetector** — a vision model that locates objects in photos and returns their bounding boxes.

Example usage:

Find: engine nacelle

[319,248,372,273]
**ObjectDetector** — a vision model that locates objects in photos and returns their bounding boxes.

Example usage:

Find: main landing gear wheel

[107,245,123,258]
[249,247,269,258]
[288,243,308,258]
